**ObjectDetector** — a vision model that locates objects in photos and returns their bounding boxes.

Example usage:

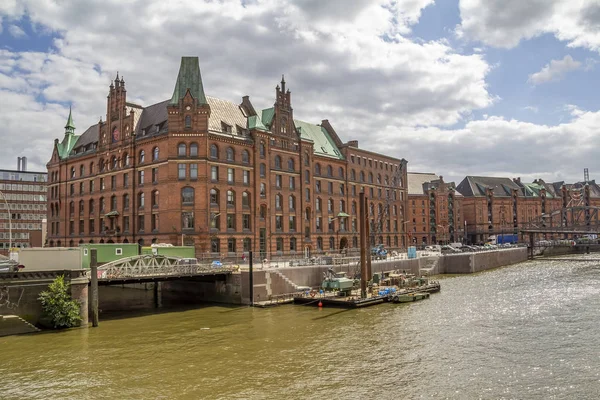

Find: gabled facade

[407,173,463,245]
[47,56,408,258]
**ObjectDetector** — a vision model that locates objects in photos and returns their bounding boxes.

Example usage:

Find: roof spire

[115,71,120,87]
[170,57,207,106]
[281,74,285,92]
[64,105,75,135]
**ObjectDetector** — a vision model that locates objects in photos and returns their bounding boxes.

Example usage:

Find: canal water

[2,256,600,399]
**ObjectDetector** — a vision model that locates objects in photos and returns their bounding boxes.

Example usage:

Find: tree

[38,275,82,329]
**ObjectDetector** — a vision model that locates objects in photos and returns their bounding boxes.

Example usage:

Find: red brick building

[407,173,464,245]
[47,57,408,258]
[0,159,48,255]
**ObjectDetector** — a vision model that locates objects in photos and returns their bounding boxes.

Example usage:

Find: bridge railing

[96,255,236,280]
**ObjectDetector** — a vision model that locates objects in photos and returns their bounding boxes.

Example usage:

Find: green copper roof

[261,107,275,128]
[170,57,207,106]
[57,107,79,159]
[65,106,75,133]
[248,115,268,131]
[294,119,344,160]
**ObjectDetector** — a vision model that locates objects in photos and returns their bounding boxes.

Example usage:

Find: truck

[488,234,518,245]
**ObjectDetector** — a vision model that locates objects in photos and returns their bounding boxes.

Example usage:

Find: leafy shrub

[38,275,82,329]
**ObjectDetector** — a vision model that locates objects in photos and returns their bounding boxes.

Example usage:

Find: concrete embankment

[241,248,528,303]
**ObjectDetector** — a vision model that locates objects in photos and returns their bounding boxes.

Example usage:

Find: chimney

[347,140,359,148]
[22,157,27,172]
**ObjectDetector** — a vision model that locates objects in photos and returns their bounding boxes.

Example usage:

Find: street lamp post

[0,191,11,255]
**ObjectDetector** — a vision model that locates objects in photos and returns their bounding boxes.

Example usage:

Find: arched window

[350,169,355,180]
[123,194,129,210]
[89,199,95,214]
[260,183,266,196]
[70,167,75,178]
[210,144,219,159]
[185,115,192,128]
[190,143,198,157]
[377,174,381,184]
[139,150,145,164]
[304,152,310,166]
[327,165,333,177]
[368,172,373,183]
[339,167,344,178]
[80,165,85,177]
[210,188,219,204]
[259,141,266,158]
[226,147,235,162]
[90,162,95,174]
[152,190,159,208]
[274,155,282,169]
[259,163,267,178]
[289,195,296,211]
[99,159,105,172]
[123,154,129,167]
[339,200,345,212]
[352,201,357,214]
[153,147,159,161]
[329,237,335,250]
[328,199,334,213]
[109,195,116,211]
[360,171,365,182]
[242,150,250,164]
[385,175,389,185]
[242,192,250,207]
[178,143,187,157]
[138,193,145,209]
[99,197,105,212]
[288,158,295,171]
[260,204,267,219]
[79,200,84,214]
[69,201,74,215]
[314,163,321,175]
[275,194,282,209]
[181,187,194,204]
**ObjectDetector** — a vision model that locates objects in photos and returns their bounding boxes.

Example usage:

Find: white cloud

[522,106,539,113]
[8,23,26,37]
[457,0,600,52]
[0,0,492,173]
[528,55,581,85]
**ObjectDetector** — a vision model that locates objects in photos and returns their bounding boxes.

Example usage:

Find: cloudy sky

[1,0,600,184]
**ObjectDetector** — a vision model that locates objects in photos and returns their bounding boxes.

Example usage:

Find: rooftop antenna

[584,168,589,183]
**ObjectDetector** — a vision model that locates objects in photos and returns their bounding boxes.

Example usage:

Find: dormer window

[221,122,232,133]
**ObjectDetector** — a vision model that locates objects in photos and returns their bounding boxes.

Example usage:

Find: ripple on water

[1,257,600,399]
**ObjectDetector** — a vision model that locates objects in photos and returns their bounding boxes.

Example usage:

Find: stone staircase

[419,257,439,276]
[0,315,40,337]
[271,270,302,292]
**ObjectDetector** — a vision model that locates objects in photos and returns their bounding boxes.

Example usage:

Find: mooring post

[249,250,254,306]
[359,192,368,299]
[90,248,99,327]
[365,194,372,282]
[529,233,534,260]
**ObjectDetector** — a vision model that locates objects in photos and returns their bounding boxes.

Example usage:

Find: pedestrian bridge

[96,255,236,285]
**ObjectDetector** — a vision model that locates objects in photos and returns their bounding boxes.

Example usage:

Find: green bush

[38,275,82,329]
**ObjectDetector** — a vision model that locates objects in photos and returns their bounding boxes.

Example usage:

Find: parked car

[0,260,24,273]
[211,260,223,268]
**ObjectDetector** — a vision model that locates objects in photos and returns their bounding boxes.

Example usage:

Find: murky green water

[2,256,600,399]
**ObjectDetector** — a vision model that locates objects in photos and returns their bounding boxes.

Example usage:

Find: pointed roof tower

[64,105,76,135]
[170,57,207,106]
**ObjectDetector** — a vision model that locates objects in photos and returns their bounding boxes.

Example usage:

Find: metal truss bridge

[96,255,236,285]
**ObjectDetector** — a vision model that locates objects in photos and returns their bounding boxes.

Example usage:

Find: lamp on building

[0,191,11,255]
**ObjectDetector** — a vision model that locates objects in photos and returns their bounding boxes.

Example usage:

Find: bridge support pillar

[586,246,590,254]
[153,282,162,308]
